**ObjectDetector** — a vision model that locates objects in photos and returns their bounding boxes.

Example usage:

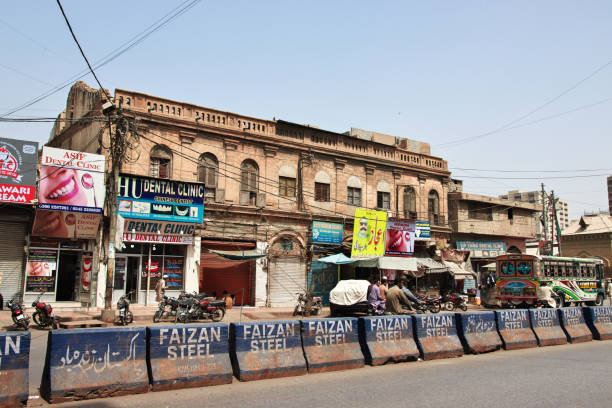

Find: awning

[201,240,256,250]
[208,249,265,260]
[353,256,418,271]
[416,258,448,274]
[315,253,357,265]
[444,261,476,280]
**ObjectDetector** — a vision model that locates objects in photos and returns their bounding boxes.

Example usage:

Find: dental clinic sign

[117,174,204,223]
[0,137,38,204]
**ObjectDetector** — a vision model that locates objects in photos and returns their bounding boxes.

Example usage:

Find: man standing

[386,279,415,314]
[155,274,167,302]
[368,279,385,315]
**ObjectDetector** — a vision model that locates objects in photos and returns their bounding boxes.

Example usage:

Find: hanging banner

[312,221,343,244]
[351,208,387,258]
[385,217,415,257]
[414,220,431,240]
[117,174,204,223]
[38,146,105,214]
[32,210,102,239]
[0,137,38,204]
[25,248,57,292]
[122,219,194,245]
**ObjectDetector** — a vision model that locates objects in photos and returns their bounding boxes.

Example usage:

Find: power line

[450,167,612,173]
[452,174,610,180]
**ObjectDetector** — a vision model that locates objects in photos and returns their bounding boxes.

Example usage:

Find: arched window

[346,176,361,206]
[240,160,259,206]
[278,165,296,197]
[149,145,172,179]
[428,190,440,224]
[198,153,218,200]
[377,180,390,210]
[314,171,330,202]
[403,187,417,219]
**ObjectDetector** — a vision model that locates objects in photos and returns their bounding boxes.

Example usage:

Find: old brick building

[49,81,451,307]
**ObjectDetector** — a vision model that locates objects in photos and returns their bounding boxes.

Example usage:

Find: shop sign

[38,146,105,214]
[32,209,101,239]
[25,248,57,292]
[456,240,507,258]
[414,220,430,240]
[0,137,38,204]
[117,174,204,223]
[312,221,343,244]
[384,217,415,257]
[122,220,194,244]
[351,208,387,258]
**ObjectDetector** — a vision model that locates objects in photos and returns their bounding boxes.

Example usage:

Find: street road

[35,340,612,408]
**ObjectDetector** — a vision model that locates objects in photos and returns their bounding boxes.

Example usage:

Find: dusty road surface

[31,340,612,408]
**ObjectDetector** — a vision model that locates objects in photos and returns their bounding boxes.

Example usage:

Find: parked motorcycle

[442,292,468,312]
[117,290,135,325]
[7,296,29,330]
[175,292,225,323]
[32,292,58,329]
[293,291,322,317]
[418,294,442,313]
[153,295,179,323]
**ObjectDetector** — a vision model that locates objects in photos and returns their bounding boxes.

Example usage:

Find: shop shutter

[0,221,27,302]
[199,257,253,306]
[269,257,305,307]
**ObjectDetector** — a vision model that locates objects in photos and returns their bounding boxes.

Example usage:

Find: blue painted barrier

[584,306,612,340]
[558,307,592,343]
[301,317,364,373]
[495,309,537,350]
[41,327,149,403]
[0,331,30,408]
[456,311,502,354]
[529,309,567,346]
[148,324,232,391]
[359,315,419,366]
[230,320,306,381]
[413,313,463,360]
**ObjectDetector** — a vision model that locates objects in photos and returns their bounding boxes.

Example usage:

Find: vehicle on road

[117,290,135,325]
[8,296,29,330]
[293,291,323,317]
[153,295,179,323]
[495,254,605,308]
[441,292,468,311]
[31,292,57,329]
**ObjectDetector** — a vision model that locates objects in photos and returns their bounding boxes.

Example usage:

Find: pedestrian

[155,274,167,302]
[607,279,612,306]
[538,281,556,308]
[386,279,415,314]
[222,290,233,309]
[367,279,385,315]
[379,276,389,301]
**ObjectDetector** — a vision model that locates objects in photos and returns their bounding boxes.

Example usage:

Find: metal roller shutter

[269,257,305,307]
[0,221,27,302]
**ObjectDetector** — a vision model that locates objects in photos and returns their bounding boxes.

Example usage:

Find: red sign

[0,183,35,203]
[0,137,38,204]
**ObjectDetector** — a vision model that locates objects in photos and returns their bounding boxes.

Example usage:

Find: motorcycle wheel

[177,312,188,323]
[292,305,300,317]
[428,303,441,313]
[459,304,468,312]
[33,311,43,327]
[443,301,456,312]
[211,308,225,322]
[52,318,58,330]
[153,309,164,323]
[125,311,134,324]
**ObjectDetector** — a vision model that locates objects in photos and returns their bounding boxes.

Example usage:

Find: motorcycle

[442,292,468,312]
[153,295,179,323]
[192,296,226,322]
[7,296,29,330]
[293,292,322,317]
[117,290,135,325]
[418,294,442,313]
[32,292,58,329]
[534,294,561,309]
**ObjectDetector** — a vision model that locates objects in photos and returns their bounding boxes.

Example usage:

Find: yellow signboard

[351,208,388,258]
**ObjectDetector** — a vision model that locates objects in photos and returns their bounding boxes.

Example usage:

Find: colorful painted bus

[495,254,605,307]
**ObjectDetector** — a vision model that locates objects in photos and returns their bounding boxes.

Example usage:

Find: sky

[2,1,611,220]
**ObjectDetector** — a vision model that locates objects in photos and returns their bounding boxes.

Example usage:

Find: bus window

[569,265,576,278]
[579,266,586,278]
[517,261,532,276]
[500,261,515,276]
[596,265,604,279]
[556,264,564,278]
[545,264,553,277]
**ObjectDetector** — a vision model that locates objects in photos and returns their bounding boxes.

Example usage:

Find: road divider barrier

[584,306,612,340]
[40,327,149,403]
[495,309,537,350]
[413,313,463,360]
[230,320,306,381]
[529,308,567,346]
[148,324,232,391]
[0,331,30,408]
[456,311,502,354]
[558,307,592,343]
[301,317,364,373]
[358,315,419,365]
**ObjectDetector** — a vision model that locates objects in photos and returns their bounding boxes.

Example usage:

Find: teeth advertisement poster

[384,217,415,257]
[32,209,102,239]
[350,208,387,258]
[117,174,204,223]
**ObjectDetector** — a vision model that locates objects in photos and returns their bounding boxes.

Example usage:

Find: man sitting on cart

[386,279,416,314]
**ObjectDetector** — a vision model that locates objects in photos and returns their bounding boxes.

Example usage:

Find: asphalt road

[32,340,612,408]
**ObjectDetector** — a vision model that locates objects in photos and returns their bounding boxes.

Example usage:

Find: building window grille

[315,182,330,202]
[279,176,296,197]
[198,153,218,200]
[403,187,417,218]
[428,190,440,225]
[377,191,390,210]
[347,187,361,206]
[149,145,172,179]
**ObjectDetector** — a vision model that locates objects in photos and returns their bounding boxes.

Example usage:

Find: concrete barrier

[301,317,364,373]
[230,320,306,381]
[584,306,612,340]
[558,307,592,343]
[413,313,463,360]
[0,331,30,408]
[529,309,567,346]
[148,324,232,391]
[40,327,149,403]
[358,315,419,365]
[495,309,537,350]
[456,311,502,354]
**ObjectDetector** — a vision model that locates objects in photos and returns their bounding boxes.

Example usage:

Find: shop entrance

[56,252,78,301]
[113,255,140,304]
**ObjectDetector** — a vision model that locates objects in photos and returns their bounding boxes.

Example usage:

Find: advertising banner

[25,248,57,292]
[312,221,343,244]
[384,217,415,257]
[414,220,431,240]
[456,240,507,258]
[38,146,105,214]
[31,209,101,239]
[0,137,38,204]
[122,219,195,245]
[117,174,204,223]
[351,208,387,258]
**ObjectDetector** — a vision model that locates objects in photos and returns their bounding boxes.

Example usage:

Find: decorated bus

[495,254,605,307]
